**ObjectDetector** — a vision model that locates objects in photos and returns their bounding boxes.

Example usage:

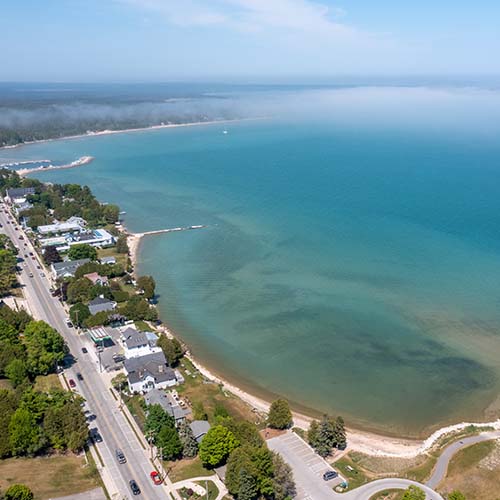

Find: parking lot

[267,432,343,500]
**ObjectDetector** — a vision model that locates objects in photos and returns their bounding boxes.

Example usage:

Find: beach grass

[0,454,100,499]
[176,358,264,426]
[334,456,370,490]
[438,440,500,499]
[369,489,404,500]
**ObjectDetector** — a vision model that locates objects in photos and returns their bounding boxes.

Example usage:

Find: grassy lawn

[438,440,500,500]
[0,454,99,499]
[125,394,147,431]
[176,358,263,427]
[334,456,370,490]
[164,457,212,482]
[135,320,152,332]
[369,489,404,500]
[97,247,128,268]
[195,480,219,500]
[402,455,437,483]
[34,373,62,392]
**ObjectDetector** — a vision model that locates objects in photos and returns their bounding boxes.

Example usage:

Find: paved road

[426,430,500,489]
[269,432,443,500]
[0,207,173,500]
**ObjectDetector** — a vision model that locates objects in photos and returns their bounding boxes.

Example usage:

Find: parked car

[76,372,83,381]
[129,480,141,496]
[82,347,88,354]
[323,470,338,481]
[90,428,102,443]
[86,414,96,422]
[66,319,73,328]
[150,471,162,485]
[116,449,126,464]
[68,379,76,388]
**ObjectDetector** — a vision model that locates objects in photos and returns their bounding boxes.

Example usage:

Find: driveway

[268,432,443,500]
[426,430,500,489]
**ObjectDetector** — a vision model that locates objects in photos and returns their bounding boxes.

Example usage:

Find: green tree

[4,484,34,500]
[67,244,97,261]
[102,204,120,224]
[333,415,346,449]
[272,452,296,500]
[9,407,45,456]
[137,275,156,300]
[23,321,66,376]
[69,302,91,327]
[313,415,335,457]
[120,295,157,321]
[199,425,239,467]
[448,492,466,500]
[308,419,319,445]
[145,404,174,437]
[0,247,18,296]
[43,246,61,265]
[0,389,19,458]
[111,373,128,392]
[178,420,198,458]
[238,468,258,500]
[116,234,129,254]
[5,359,28,387]
[267,399,293,430]
[156,423,182,460]
[66,277,92,304]
[0,341,25,378]
[401,485,426,500]
[83,310,112,328]
[157,336,184,366]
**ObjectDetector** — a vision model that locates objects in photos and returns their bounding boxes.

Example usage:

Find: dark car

[86,414,97,421]
[129,480,141,496]
[323,470,338,481]
[90,428,103,443]
[76,372,83,381]
[82,347,88,354]
[68,379,76,388]
[116,449,126,464]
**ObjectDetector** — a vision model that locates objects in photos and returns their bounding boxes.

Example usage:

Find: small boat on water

[222,129,228,134]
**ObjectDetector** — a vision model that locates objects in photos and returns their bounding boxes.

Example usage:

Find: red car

[69,379,76,388]
[150,471,162,485]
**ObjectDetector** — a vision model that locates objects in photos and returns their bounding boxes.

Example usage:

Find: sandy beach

[122,224,500,458]
[0,117,262,152]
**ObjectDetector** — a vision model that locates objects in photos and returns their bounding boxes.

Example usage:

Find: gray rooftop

[124,352,176,385]
[122,328,149,349]
[144,388,188,421]
[6,187,35,199]
[51,258,90,278]
[190,420,211,443]
[88,296,116,316]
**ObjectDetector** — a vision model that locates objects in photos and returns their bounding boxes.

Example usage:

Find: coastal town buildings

[124,351,178,393]
[51,258,90,279]
[88,296,117,316]
[144,387,189,425]
[5,187,35,204]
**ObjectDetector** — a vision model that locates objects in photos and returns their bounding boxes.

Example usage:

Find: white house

[68,228,114,248]
[124,351,177,393]
[121,327,162,359]
[37,216,86,235]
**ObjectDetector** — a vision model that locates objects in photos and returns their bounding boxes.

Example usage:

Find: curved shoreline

[125,228,500,458]
[0,117,263,151]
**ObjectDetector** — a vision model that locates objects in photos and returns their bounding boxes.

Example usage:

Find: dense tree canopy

[69,302,91,327]
[308,414,346,456]
[199,425,239,467]
[157,336,184,366]
[67,244,97,261]
[267,399,293,430]
[401,485,426,500]
[43,246,62,265]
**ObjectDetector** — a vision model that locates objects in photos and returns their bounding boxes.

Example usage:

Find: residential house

[88,296,117,316]
[124,351,177,393]
[190,420,211,443]
[121,327,162,359]
[83,272,109,287]
[144,388,188,425]
[100,256,116,265]
[51,258,90,280]
[5,187,35,204]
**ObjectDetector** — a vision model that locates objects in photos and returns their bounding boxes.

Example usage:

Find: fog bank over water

[4,85,500,436]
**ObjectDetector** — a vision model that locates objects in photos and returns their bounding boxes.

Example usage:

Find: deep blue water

[5,86,500,436]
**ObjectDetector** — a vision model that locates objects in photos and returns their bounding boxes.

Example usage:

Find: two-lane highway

[0,205,172,499]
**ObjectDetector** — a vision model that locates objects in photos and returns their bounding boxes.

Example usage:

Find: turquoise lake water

[5,86,500,436]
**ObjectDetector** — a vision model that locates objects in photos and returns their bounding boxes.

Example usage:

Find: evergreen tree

[156,423,182,460]
[308,420,319,448]
[333,416,347,449]
[178,420,198,458]
[267,399,293,429]
[272,452,296,500]
[238,468,258,500]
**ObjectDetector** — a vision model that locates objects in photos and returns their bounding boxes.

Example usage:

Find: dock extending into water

[135,225,206,238]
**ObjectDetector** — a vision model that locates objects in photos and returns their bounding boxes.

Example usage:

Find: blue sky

[2,0,500,81]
